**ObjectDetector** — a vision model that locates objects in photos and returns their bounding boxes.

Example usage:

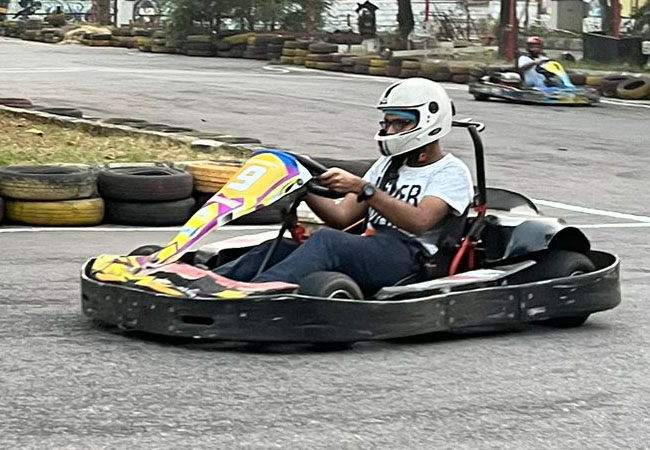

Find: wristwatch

[357,182,376,203]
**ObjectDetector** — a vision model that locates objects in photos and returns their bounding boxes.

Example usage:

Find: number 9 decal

[228,165,267,191]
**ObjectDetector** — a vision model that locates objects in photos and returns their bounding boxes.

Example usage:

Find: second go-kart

[469,60,600,105]
[80,120,620,343]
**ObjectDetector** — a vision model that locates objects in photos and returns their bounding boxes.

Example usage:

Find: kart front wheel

[298,271,363,299]
[128,244,163,256]
[530,250,596,328]
[473,93,490,101]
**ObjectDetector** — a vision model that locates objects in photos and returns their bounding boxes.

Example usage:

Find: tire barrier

[600,75,632,97]
[6,198,105,226]
[569,73,587,86]
[615,77,650,100]
[0,165,97,201]
[0,98,33,107]
[183,161,243,193]
[6,198,104,226]
[104,197,195,226]
[98,166,194,202]
[32,107,84,118]
[0,197,4,224]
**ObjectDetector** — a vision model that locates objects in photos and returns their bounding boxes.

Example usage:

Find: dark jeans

[214,228,423,295]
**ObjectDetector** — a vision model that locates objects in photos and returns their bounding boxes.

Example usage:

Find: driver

[517,36,549,89]
[214,78,474,295]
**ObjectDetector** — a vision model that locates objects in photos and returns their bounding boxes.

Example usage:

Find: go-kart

[469,60,600,105]
[80,120,621,343]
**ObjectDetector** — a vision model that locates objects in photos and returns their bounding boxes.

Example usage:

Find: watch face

[364,183,375,197]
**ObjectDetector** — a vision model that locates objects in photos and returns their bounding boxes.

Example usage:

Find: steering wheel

[285,152,346,199]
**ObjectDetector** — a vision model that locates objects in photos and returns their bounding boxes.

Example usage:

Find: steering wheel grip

[307,180,346,199]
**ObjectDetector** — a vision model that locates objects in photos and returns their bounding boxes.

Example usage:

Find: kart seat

[489,71,522,86]
[394,207,469,286]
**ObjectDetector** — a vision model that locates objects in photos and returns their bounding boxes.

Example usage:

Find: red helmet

[526,36,543,56]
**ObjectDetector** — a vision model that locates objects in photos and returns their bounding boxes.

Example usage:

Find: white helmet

[374,78,454,156]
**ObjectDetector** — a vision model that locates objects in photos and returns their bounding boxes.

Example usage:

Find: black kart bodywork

[80,121,621,343]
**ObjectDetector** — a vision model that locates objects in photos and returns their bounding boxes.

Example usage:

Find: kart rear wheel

[530,250,596,328]
[298,271,363,299]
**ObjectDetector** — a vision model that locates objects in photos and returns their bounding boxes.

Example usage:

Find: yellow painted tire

[449,62,473,74]
[586,75,604,87]
[305,60,319,69]
[355,55,378,66]
[294,57,305,65]
[295,49,309,57]
[421,60,450,74]
[401,60,421,70]
[369,66,387,76]
[184,162,242,193]
[281,48,296,57]
[6,198,104,226]
[615,77,650,100]
[280,56,294,64]
[369,58,389,68]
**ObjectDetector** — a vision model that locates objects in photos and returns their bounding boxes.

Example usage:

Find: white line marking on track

[0,225,280,234]
[262,65,290,74]
[576,223,650,229]
[533,199,650,223]
[601,99,650,109]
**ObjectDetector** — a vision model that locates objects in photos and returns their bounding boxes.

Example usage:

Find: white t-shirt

[362,154,473,255]
[517,55,546,88]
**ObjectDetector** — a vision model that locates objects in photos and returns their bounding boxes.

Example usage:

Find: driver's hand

[318,168,365,194]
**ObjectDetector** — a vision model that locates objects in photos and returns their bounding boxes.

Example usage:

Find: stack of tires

[135,28,154,52]
[20,19,42,41]
[216,33,253,58]
[244,34,288,60]
[399,59,421,78]
[112,27,136,48]
[280,40,311,65]
[353,55,378,74]
[599,75,650,100]
[368,58,389,76]
[98,166,195,226]
[340,55,358,73]
[0,165,104,226]
[150,30,169,53]
[304,42,340,70]
[184,35,215,57]
[40,28,63,44]
[83,31,113,47]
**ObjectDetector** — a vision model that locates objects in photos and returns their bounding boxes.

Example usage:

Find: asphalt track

[1,38,649,449]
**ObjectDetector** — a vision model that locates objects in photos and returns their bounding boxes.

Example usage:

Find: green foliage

[631,1,650,35]
[166,0,331,39]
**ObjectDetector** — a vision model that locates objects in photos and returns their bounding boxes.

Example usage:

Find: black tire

[0,165,96,201]
[101,118,148,125]
[528,250,596,328]
[33,107,83,118]
[104,197,195,226]
[0,98,33,107]
[473,93,490,101]
[298,271,364,299]
[98,166,193,202]
[128,244,163,256]
[600,75,630,97]
[0,197,4,223]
